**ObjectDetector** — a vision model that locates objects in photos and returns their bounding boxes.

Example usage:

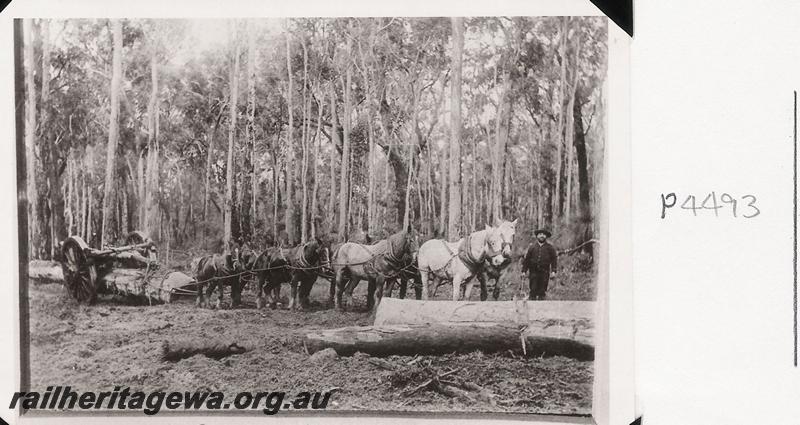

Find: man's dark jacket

[522,241,558,274]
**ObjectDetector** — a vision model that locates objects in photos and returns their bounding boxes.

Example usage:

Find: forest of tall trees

[21,17,607,260]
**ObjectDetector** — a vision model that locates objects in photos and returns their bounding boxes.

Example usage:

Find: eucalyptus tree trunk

[426,142,437,236]
[24,19,39,257]
[144,42,160,240]
[447,17,464,239]
[272,139,279,241]
[360,49,376,235]
[565,27,582,225]
[66,156,74,235]
[87,181,93,243]
[573,84,593,255]
[402,142,414,230]
[537,123,546,227]
[310,90,323,239]
[337,45,352,239]
[328,85,338,237]
[471,135,479,230]
[241,23,256,243]
[491,75,510,224]
[40,20,59,257]
[224,36,240,249]
[202,109,224,223]
[552,16,569,226]
[284,30,297,246]
[300,38,309,243]
[101,20,123,248]
[438,146,447,237]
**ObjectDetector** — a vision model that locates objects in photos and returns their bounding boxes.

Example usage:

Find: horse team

[193,219,518,311]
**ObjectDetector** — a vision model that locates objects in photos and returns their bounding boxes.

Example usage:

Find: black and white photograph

[17,15,608,418]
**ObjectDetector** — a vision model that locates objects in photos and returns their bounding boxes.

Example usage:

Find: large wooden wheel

[125,231,157,261]
[61,236,98,304]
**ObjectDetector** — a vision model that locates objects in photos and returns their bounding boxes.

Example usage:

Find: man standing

[522,229,558,300]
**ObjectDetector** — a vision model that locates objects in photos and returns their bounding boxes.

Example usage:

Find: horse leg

[452,274,464,301]
[299,275,313,310]
[431,276,442,298]
[288,276,299,311]
[492,276,502,300]
[384,278,394,298]
[419,270,430,300]
[334,269,346,311]
[477,272,488,301]
[270,282,280,309]
[231,277,242,308]
[214,279,225,310]
[205,279,216,309]
[345,274,359,308]
[463,275,478,301]
[327,276,336,308]
[397,277,407,299]
[256,273,265,309]
[373,275,386,310]
[366,278,376,311]
[195,281,205,308]
[413,273,423,300]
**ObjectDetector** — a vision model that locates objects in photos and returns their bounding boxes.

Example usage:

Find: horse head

[400,226,420,256]
[224,246,244,274]
[238,245,261,271]
[302,237,326,266]
[316,236,333,269]
[483,224,509,267]
[493,218,518,258]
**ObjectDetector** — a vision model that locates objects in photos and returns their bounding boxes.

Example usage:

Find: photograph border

[0,1,633,425]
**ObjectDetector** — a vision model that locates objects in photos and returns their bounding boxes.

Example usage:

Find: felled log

[373,298,594,326]
[28,260,64,283]
[28,259,196,304]
[100,270,195,304]
[161,340,248,361]
[522,319,594,360]
[303,321,593,360]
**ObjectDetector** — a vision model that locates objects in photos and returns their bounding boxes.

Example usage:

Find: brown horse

[252,238,331,310]
[193,248,244,309]
[384,251,422,300]
[476,256,512,300]
[332,228,419,311]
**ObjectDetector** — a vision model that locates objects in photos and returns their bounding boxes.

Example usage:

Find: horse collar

[458,233,484,271]
[385,236,403,266]
[295,242,312,268]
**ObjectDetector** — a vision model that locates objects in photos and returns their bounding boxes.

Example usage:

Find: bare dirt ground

[27,257,594,416]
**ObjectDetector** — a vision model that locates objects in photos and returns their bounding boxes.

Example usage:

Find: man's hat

[534,229,551,238]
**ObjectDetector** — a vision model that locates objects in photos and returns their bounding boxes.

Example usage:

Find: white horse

[417,220,517,301]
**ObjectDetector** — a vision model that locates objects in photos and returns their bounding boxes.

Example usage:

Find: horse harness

[458,233,485,273]
[292,241,318,270]
[355,236,407,277]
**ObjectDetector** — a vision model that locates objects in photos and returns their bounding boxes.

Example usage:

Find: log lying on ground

[303,320,593,361]
[101,270,196,304]
[161,340,248,361]
[28,260,64,283]
[373,297,594,326]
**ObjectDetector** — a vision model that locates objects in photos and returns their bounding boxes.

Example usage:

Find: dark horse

[332,228,419,311]
[385,251,422,300]
[477,257,512,300]
[251,237,331,310]
[193,248,245,309]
